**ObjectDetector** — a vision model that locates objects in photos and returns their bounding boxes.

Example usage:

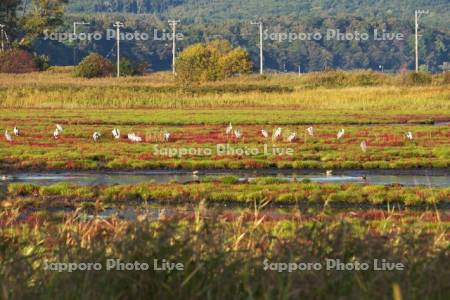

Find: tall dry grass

[0,69,449,111]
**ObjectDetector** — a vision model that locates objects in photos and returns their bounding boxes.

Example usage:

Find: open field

[0,70,449,172]
[0,121,448,171]
[1,70,449,299]
[0,70,449,112]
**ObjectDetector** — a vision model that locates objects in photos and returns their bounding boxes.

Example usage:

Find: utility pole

[73,22,90,65]
[113,21,124,78]
[415,10,429,72]
[0,24,5,52]
[251,21,263,75]
[168,20,180,76]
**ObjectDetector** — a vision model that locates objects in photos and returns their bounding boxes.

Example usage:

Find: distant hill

[30,0,450,72]
[66,0,449,26]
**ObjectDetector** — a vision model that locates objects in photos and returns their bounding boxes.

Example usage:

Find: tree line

[0,1,449,72]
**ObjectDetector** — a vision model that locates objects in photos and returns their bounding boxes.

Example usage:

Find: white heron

[4,130,12,142]
[13,127,20,136]
[306,126,314,137]
[287,132,297,142]
[326,170,333,177]
[92,132,101,142]
[56,124,64,132]
[261,129,269,138]
[405,131,413,140]
[234,129,242,140]
[337,128,345,140]
[226,123,233,135]
[128,133,142,143]
[360,140,368,153]
[272,127,282,141]
[112,128,121,139]
[164,132,171,142]
[53,128,60,139]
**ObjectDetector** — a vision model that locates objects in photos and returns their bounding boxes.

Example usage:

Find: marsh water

[3,169,449,220]
[1,169,449,187]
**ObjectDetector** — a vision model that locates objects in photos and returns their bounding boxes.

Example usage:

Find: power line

[250,21,263,75]
[168,20,180,76]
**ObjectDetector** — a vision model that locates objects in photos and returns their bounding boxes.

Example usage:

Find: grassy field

[0,205,448,299]
[0,69,449,299]
[0,121,448,171]
[0,70,449,171]
[0,69,449,112]
[4,180,450,209]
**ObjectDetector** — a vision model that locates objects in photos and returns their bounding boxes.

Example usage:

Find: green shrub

[75,53,113,78]
[252,177,289,185]
[398,71,432,86]
[7,183,38,197]
[301,70,387,88]
[115,58,147,76]
[32,54,50,71]
[220,175,239,184]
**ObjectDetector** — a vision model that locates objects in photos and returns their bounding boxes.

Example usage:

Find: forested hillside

[6,0,450,71]
[66,0,449,27]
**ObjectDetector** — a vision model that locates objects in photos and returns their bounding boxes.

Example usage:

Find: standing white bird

[234,129,242,140]
[261,129,269,138]
[360,140,368,153]
[13,127,20,136]
[56,124,64,132]
[337,128,345,140]
[112,128,121,139]
[287,132,297,142]
[163,132,171,142]
[92,132,101,142]
[53,128,60,139]
[272,127,282,141]
[405,131,413,140]
[306,126,314,137]
[226,123,233,135]
[128,133,142,143]
[4,130,12,142]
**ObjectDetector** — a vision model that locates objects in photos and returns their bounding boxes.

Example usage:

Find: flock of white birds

[3,123,415,154]
[4,124,171,144]
[226,123,414,153]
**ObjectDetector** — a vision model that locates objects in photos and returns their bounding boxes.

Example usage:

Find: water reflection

[1,169,449,187]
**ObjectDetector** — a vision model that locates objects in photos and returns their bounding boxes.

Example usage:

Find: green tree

[219,48,252,78]
[75,53,113,78]
[21,0,68,45]
[176,40,252,85]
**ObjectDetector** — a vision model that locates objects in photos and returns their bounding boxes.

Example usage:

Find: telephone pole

[415,10,429,72]
[0,24,5,52]
[113,21,124,77]
[251,21,264,75]
[73,21,90,65]
[168,20,180,76]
